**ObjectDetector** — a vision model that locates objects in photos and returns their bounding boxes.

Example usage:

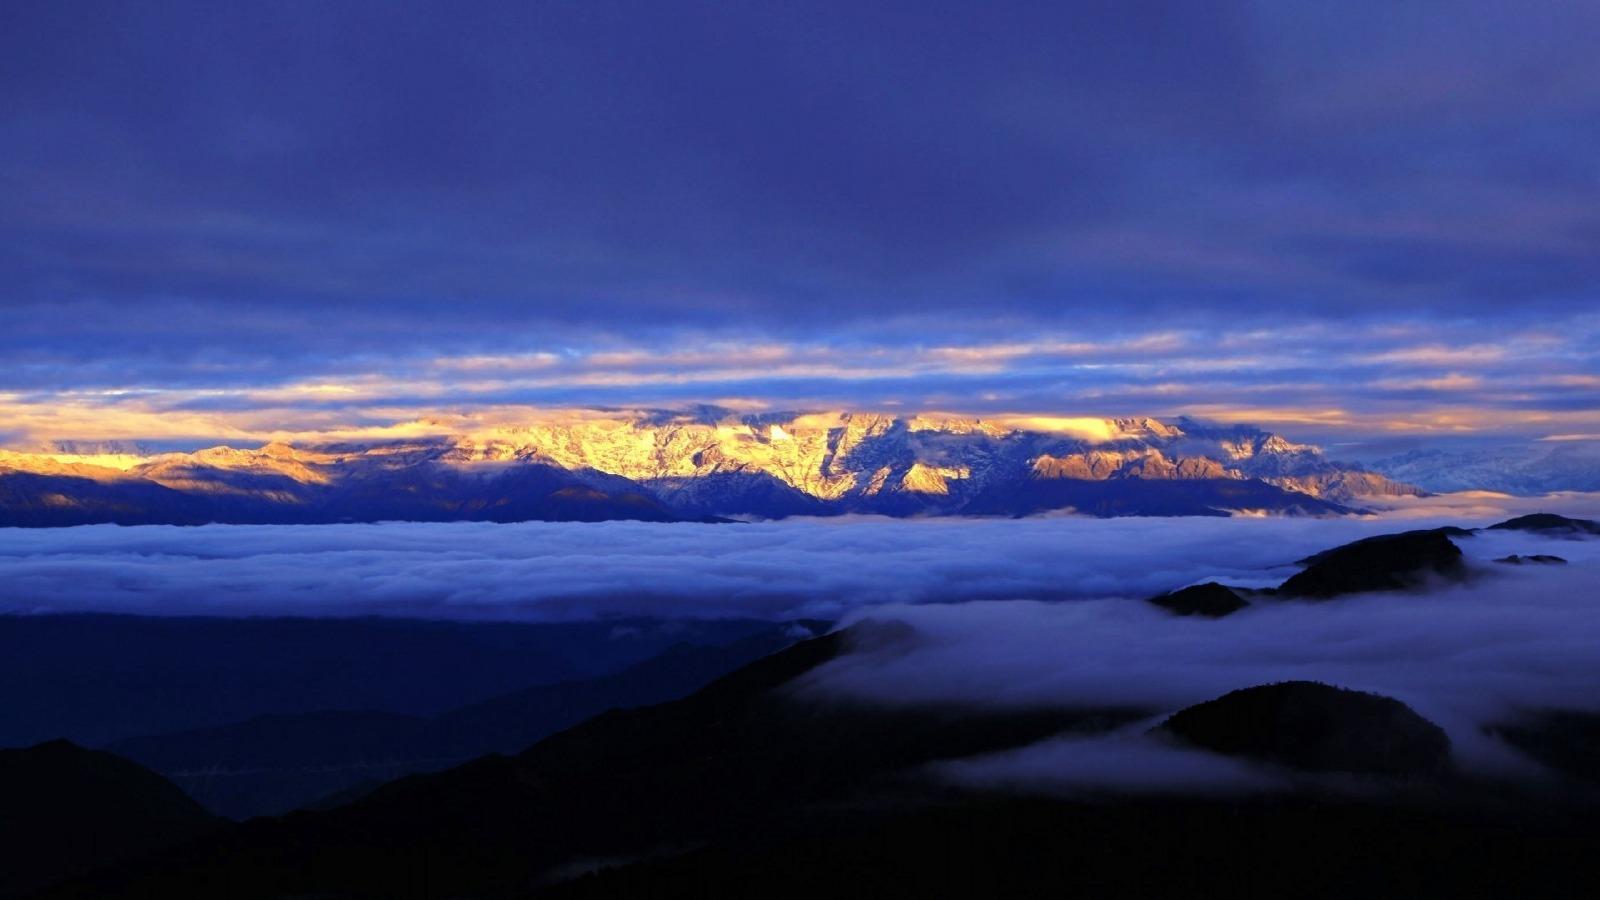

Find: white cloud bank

[3,497,1597,791]
[0,493,1596,621]
[802,527,1600,788]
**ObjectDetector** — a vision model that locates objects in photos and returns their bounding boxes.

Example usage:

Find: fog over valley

[2,493,1594,621]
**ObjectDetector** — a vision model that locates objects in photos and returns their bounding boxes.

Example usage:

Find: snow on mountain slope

[452,410,1416,509]
[1368,440,1600,495]
[0,410,1420,524]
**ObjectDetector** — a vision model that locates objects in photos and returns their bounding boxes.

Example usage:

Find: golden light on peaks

[989,417,1122,442]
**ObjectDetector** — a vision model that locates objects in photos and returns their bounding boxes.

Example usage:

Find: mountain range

[0,410,1421,525]
[1366,438,1600,495]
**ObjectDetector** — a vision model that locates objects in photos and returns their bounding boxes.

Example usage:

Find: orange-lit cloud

[0,319,1594,447]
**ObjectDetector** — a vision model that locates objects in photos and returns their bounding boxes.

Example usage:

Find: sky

[3,1,1599,447]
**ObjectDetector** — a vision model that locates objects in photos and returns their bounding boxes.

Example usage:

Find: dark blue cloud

[1,0,1597,407]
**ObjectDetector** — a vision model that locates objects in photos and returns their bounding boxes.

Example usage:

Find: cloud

[0,315,1596,447]
[5,502,1599,791]
[2,1,1599,423]
[1,497,1594,623]
[799,526,1600,788]
[933,729,1288,796]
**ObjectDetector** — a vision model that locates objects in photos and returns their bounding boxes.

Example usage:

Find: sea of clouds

[0,491,1595,622]
[3,493,1598,791]
[798,519,1600,791]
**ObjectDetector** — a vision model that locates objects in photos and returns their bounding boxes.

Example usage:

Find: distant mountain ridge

[1367,439,1600,495]
[0,410,1420,525]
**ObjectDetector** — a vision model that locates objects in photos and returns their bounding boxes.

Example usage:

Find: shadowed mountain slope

[45,627,1136,898]
[31,615,1600,899]
[1145,527,1474,613]
[962,476,1348,518]
[1145,582,1249,617]
[0,614,788,748]
[1493,711,1600,785]
[541,794,1600,900]
[1155,681,1452,776]
[106,629,810,819]
[1487,513,1600,536]
[0,741,218,898]
[1278,530,1467,598]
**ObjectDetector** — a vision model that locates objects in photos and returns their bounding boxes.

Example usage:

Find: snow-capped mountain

[0,410,1420,525]
[1366,439,1600,496]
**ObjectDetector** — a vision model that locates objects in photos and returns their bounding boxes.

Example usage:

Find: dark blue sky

[2,1,1597,443]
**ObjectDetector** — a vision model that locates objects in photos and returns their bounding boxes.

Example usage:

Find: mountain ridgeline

[0,411,1421,526]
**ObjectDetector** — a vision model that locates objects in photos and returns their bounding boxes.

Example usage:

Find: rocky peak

[4,409,1425,521]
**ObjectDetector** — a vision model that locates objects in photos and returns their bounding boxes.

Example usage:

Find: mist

[802,528,1600,790]
[3,499,1598,798]
[0,493,1595,621]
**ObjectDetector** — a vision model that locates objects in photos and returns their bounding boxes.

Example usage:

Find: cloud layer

[3,2,1599,442]
[3,318,1598,449]
[6,499,1598,790]
[802,526,1600,788]
[2,495,1594,622]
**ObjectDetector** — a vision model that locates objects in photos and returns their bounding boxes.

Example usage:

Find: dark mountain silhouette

[107,630,809,819]
[317,461,681,524]
[1493,711,1600,784]
[0,461,680,526]
[539,793,1600,900]
[0,614,790,747]
[31,625,1600,899]
[1487,513,1600,536]
[1294,526,1476,566]
[0,740,218,897]
[1142,527,1474,612]
[43,626,1138,898]
[962,476,1347,518]
[1494,554,1568,565]
[104,711,429,822]
[1155,681,1452,776]
[1145,582,1249,617]
[0,471,215,527]
[1278,530,1467,598]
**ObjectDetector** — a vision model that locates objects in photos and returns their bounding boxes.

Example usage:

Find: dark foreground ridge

[36,626,1138,899]
[1145,513,1597,616]
[1487,513,1600,535]
[1277,529,1466,598]
[1145,582,1248,617]
[0,614,792,749]
[1155,681,1452,776]
[105,629,805,819]
[1145,526,1478,616]
[539,795,1600,900]
[0,740,219,897]
[17,618,1600,899]
[1493,711,1600,785]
